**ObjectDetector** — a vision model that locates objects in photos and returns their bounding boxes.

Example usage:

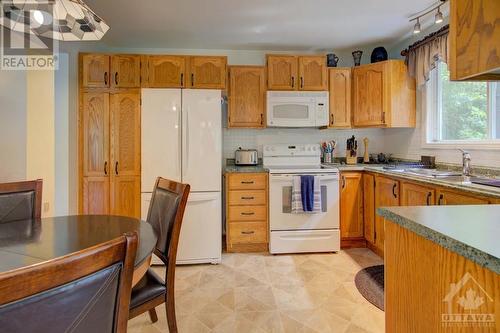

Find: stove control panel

[263,144,320,157]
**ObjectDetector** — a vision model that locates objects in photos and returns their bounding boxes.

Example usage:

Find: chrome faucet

[460,149,472,176]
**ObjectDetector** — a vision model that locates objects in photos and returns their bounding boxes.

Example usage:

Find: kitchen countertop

[224,159,269,173]
[378,205,500,274]
[326,164,500,199]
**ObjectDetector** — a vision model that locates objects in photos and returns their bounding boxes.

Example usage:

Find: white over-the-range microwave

[266,91,329,127]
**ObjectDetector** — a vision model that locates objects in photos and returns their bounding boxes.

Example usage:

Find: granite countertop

[378,205,500,274]
[224,159,269,173]
[326,164,500,199]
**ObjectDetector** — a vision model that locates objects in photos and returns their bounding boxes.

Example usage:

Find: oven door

[269,173,340,231]
[267,100,316,127]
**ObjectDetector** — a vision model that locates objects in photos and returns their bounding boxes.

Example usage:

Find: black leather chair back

[0,179,42,223]
[0,263,123,332]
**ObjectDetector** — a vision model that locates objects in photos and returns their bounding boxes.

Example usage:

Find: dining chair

[129,177,190,333]
[0,179,43,223]
[0,232,138,333]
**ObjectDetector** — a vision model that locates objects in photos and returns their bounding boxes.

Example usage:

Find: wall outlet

[43,202,50,213]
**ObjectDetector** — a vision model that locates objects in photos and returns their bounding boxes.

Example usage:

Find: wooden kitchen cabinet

[374,176,400,255]
[266,55,298,90]
[225,173,268,252]
[363,173,376,245]
[352,60,416,128]
[228,66,266,128]
[449,0,500,80]
[328,68,351,128]
[436,189,490,205]
[267,54,327,91]
[110,55,141,88]
[298,56,328,90]
[82,54,110,88]
[80,90,141,218]
[142,55,186,88]
[340,173,365,245]
[401,182,435,206]
[188,56,227,89]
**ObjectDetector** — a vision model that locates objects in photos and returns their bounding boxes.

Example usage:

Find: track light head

[435,7,444,24]
[413,18,421,34]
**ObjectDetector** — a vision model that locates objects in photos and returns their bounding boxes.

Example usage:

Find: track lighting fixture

[410,0,447,35]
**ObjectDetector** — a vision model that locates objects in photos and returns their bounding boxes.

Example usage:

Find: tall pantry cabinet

[79,54,141,218]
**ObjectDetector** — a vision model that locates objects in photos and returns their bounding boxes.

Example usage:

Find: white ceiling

[85,0,439,51]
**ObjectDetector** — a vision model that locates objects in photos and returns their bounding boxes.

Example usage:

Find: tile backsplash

[223,127,386,159]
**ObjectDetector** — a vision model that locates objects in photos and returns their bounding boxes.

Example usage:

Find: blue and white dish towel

[291,175,322,214]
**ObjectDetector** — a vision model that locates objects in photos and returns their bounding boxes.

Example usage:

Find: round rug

[354,265,384,310]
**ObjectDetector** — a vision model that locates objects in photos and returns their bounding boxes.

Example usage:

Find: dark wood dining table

[0,215,158,286]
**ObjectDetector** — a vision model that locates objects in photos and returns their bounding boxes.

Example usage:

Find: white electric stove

[263,144,340,254]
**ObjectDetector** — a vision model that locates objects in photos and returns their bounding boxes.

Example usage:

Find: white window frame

[423,63,500,150]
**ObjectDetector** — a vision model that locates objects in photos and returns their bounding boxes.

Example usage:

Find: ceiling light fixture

[409,0,447,35]
[1,0,109,41]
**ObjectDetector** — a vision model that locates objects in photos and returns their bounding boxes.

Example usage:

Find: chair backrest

[146,177,190,266]
[0,232,138,333]
[0,179,43,222]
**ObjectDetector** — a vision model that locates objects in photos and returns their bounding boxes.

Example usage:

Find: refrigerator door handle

[184,104,189,174]
[178,102,182,178]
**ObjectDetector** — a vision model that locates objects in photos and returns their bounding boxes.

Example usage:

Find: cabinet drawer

[228,173,267,190]
[228,190,266,206]
[229,222,267,244]
[228,205,267,221]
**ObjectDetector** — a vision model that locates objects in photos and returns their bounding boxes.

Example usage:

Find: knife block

[346,150,357,165]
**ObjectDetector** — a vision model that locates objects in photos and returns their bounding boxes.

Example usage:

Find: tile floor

[128,248,384,333]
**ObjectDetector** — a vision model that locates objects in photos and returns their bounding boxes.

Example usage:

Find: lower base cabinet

[225,172,269,252]
[401,182,435,206]
[340,172,365,248]
[436,189,491,205]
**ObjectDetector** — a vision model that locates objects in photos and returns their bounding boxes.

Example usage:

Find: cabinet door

[449,0,500,80]
[82,54,110,88]
[267,55,297,90]
[111,175,140,218]
[82,93,109,177]
[436,189,490,205]
[228,66,266,128]
[188,56,227,89]
[340,172,364,239]
[82,176,110,214]
[363,173,375,244]
[110,55,141,88]
[298,56,327,91]
[329,68,351,128]
[110,92,141,177]
[401,182,435,206]
[374,176,400,253]
[146,55,186,88]
[353,62,386,127]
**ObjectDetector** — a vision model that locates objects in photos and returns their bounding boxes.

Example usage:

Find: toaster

[235,148,258,166]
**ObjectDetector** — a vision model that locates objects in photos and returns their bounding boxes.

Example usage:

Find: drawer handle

[241,196,254,200]
[241,212,255,216]
[241,231,255,235]
[241,181,254,184]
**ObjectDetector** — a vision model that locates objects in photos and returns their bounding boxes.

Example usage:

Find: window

[427,62,499,145]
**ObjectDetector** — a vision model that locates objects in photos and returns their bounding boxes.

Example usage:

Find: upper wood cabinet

[267,54,327,91]
[142,55,186,88]
[110,93,141,177]
[298,56,328,90]
[188,56,227,89]
[82,92,110,177]
[328,68,351,128]
[449,0,500,80]
[267,55,297,90]
[110,55,141,88]
[436,189,490,205]
[228,66,266,128]
[82,54,110,88]
[340,172,364,239]
[401,182,435,206]
[352,60,416,128]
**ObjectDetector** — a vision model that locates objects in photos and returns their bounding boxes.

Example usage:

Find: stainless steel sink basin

[402,168,462,178]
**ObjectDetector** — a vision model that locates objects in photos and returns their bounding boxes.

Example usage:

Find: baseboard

[341,238,367,249]
[227,243,268,253]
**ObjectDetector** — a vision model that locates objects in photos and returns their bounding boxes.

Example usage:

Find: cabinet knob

[291,76,295,88]
[438,194,444,205]
[104,72,108,85]
[392,183,397,198]
[426,192,432,205]
[114,72,118,85]
[180,73,184,86]
[115,161,119,175]
[300,76,304,89]
[241,231,255,235]
[241,181,254,184]
[241,212,255,216]
[104,161,108,175]
[191,73,194,86]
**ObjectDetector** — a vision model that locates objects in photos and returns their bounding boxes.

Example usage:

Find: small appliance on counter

[235,147,258,166]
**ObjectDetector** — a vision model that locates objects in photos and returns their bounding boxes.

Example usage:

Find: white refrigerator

[141,88,222,265]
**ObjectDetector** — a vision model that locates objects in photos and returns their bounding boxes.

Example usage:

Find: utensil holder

[323,152,333,164]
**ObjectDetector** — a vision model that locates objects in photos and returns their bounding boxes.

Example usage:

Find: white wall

[0,71,27,182]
